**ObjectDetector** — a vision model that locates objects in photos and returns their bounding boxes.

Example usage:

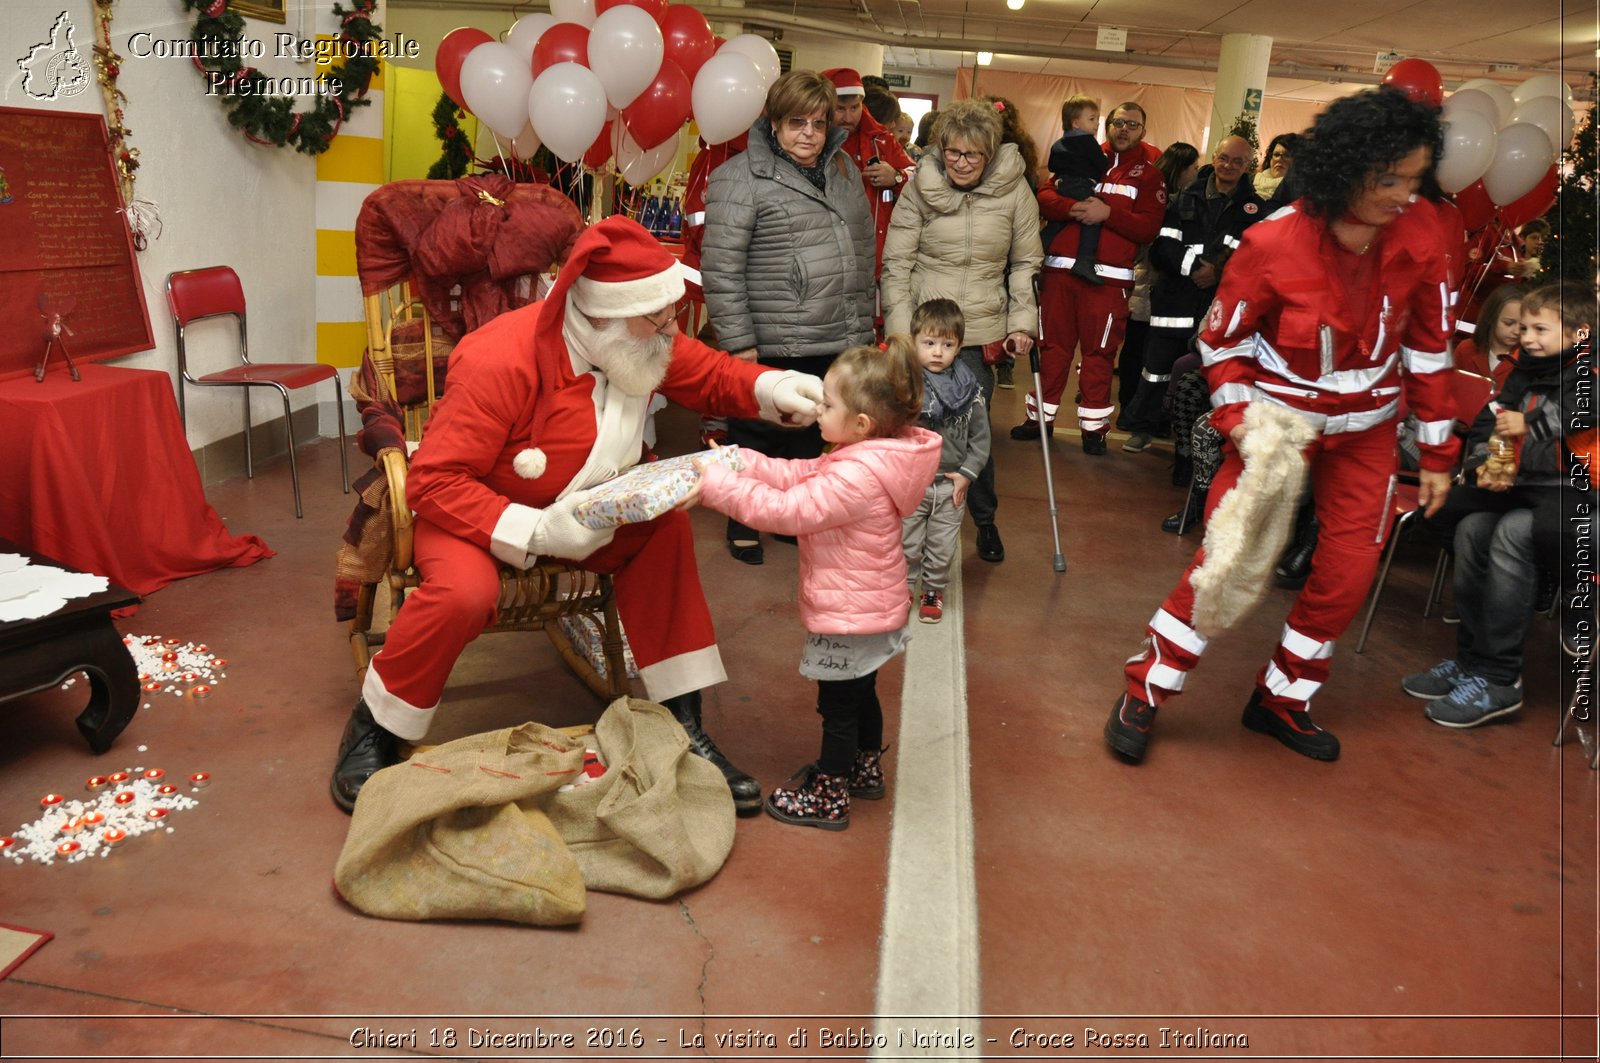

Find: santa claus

[332,216,825,815]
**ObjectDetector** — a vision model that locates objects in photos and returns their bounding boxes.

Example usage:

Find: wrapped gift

[572,447,744,529]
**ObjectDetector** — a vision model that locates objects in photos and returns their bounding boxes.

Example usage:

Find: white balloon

[1454,78,1515,127]
[719,33,780,90]
[615,125,680,185]
[512,121,542,160]
[1436,110,1497,194]
[529,61,609,163]
[550,0,596,28]
[1513,73,1571,105]
[1442,89,1500,129]
[587,5,664,110]
[506,13,557,68]
[1509,94,1575,154]
[460,41,535,140]
[691,51,766,145]
[1481,121,1555,206]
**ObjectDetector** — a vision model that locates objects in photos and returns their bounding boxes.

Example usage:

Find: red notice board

[0,106,155,381]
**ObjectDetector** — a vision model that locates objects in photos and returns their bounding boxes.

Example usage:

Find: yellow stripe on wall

[317,134,385,184]
[316,45,385,371]
[316,229,358,276]
[318,321,370,371]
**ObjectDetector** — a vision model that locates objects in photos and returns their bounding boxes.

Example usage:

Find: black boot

[331,699,402,813]
[1161,486,1206,534]
[663,691,761,816]
[1274,513,1319,587]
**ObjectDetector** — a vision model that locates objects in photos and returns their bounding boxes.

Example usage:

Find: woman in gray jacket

[702,69,875,565]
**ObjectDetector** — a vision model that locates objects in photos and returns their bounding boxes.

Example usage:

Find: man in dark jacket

[1121,135,1267,453]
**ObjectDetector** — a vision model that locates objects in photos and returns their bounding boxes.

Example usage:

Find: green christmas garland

[426,92,470,179]
[183,0,381,156]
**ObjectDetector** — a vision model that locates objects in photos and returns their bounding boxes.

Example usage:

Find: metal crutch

[1028,273,1067,573]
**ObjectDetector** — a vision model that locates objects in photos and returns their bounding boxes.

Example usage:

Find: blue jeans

[1454,508,1537,685]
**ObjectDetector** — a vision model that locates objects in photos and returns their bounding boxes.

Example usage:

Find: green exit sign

[882,73,912,88]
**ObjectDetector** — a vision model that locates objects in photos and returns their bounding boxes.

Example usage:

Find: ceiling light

[977,51,993,65]
[1006,0,1025,9]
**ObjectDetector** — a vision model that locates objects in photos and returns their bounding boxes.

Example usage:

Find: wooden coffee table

[0,539,141,752]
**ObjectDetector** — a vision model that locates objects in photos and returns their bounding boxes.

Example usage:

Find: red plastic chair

[166,267,349,518]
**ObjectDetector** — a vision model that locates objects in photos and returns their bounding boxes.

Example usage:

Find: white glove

[529,492,617,562]
[755,369,824,426]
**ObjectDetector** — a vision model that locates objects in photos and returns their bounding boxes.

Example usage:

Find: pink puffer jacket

[700,428,941,634]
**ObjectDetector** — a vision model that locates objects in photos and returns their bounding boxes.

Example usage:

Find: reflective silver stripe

[1373,296,1388,361]
[1211,382,1257,406]
[1100,311,1115,348]
[1043,255,1135,281]
[1159,226,1183,240]
[684,210,705,226]
[679,263,703,285]
[1150,316,1195,329]
[1438,281,1451,334]
[1415,417,1454,445]
[1455,319,1476,335]
[1226,300,1246,336]
[1222,233,1241,249]
[1280,624,1334,661]
[1402,345,1451,375]
[1146,663,1188,691]
[1199,338,1252,365]
[1256,392,1401,435]
[1253,334,1402,394]
[1141,369,1171,383]
[1263,662,1322,701]
[1099,181,1138,199]
[1181,245,1201,275]
[1153,608,1209,655]
[1377,474,1396,543]
[1079,404,1116,418]
[1024,394,1060,419]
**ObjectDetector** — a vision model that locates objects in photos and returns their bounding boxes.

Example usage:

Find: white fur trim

[571,266,685,319]
[513,447,548,479]
[1189,402,1318,638]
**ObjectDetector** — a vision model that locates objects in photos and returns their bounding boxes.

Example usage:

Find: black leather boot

[1274,513,1319,587]
[663,691,761,815]
[331,699,402,813]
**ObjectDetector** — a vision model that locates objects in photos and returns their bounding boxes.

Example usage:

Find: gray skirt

[798,624,912,681]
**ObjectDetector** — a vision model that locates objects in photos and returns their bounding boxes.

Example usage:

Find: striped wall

[314,23,385,373]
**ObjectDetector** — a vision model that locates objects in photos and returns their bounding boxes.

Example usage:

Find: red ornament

[206,0,226,17]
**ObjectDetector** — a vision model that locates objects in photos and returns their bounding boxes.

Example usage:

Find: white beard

[579,315,673,397]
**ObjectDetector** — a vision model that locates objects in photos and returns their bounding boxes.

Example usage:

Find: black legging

[816,672,883,776]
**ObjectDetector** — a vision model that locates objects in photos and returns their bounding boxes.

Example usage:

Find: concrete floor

[0,384,1594,1061]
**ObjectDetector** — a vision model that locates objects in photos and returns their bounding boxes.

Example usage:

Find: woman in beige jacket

[881,98,1043,564]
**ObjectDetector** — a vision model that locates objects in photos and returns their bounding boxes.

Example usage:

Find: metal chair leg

[242,388,255,479]
[332,375,350,493]
[276,385,303,519]
[1423,548,1450,618]
[1355,511,1412,654]
[1176,476,1200,535]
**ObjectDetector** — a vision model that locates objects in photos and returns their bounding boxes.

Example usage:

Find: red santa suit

[362,218,800,741]
[1124,201,1459,724]
[1030,141,1167,434]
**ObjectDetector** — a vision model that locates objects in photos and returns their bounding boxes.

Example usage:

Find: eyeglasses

[943,148,987,165]
[1214,154,1251,167]
[1108,118,1144,130]
[643,303,682,334]
[783,116,829,134]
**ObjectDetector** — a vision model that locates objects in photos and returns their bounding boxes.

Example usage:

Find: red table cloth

[0,364,273,596]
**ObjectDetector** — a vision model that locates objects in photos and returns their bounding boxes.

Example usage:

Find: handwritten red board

[0,106,155,381]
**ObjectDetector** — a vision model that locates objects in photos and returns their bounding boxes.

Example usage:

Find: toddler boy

[1042,95,1110,284]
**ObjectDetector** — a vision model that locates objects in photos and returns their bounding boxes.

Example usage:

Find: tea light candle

[40,793,64,809]
[108,772,130,783]
[86,776,109,791]
[102,829,126,846]
[57,841,81,855]
[189,771,212,788]
[191,685,212,699]
[157,784,177,796]
[143,768,165,781]
[113,791,135,805]
[146,808,168,821]
[83,811,105,825]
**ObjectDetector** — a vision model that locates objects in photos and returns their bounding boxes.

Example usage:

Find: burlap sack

[543,698,735,899]
[333,723,589,926]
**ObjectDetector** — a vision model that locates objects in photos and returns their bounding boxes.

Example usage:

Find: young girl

[1453,283,1523,389]
[694,338,941,829]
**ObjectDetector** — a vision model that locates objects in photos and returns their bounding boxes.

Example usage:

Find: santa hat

[822,67,865,97]
[513,216,685,479]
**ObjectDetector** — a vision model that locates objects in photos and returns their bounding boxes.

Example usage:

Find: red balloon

[436,27,494,110]
[584,120,614,169]
[658,4,715,81]
[598,0,666,16]
[622,59,691,149]
[532,22,591,77]
[1381,57,1443,109]
[712,34,726,52]
[1498,164,1559,231]
[1454,179,1496,234]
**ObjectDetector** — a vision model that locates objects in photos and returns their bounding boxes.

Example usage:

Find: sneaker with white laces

[1401,659,1468,700]
[1425,674,1523,728]
[919,591,944,624]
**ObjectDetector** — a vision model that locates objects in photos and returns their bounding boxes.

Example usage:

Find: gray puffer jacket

[701,119,875,359]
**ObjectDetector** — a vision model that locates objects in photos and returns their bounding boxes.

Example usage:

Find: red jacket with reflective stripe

[1197,201,1461,473]
[1037,144,1166,288]
[838,113,915,276]
[680,135,748,303]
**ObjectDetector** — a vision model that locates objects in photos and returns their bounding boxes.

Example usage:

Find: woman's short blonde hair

[933,99,1002,159]
[765,70,837,126]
